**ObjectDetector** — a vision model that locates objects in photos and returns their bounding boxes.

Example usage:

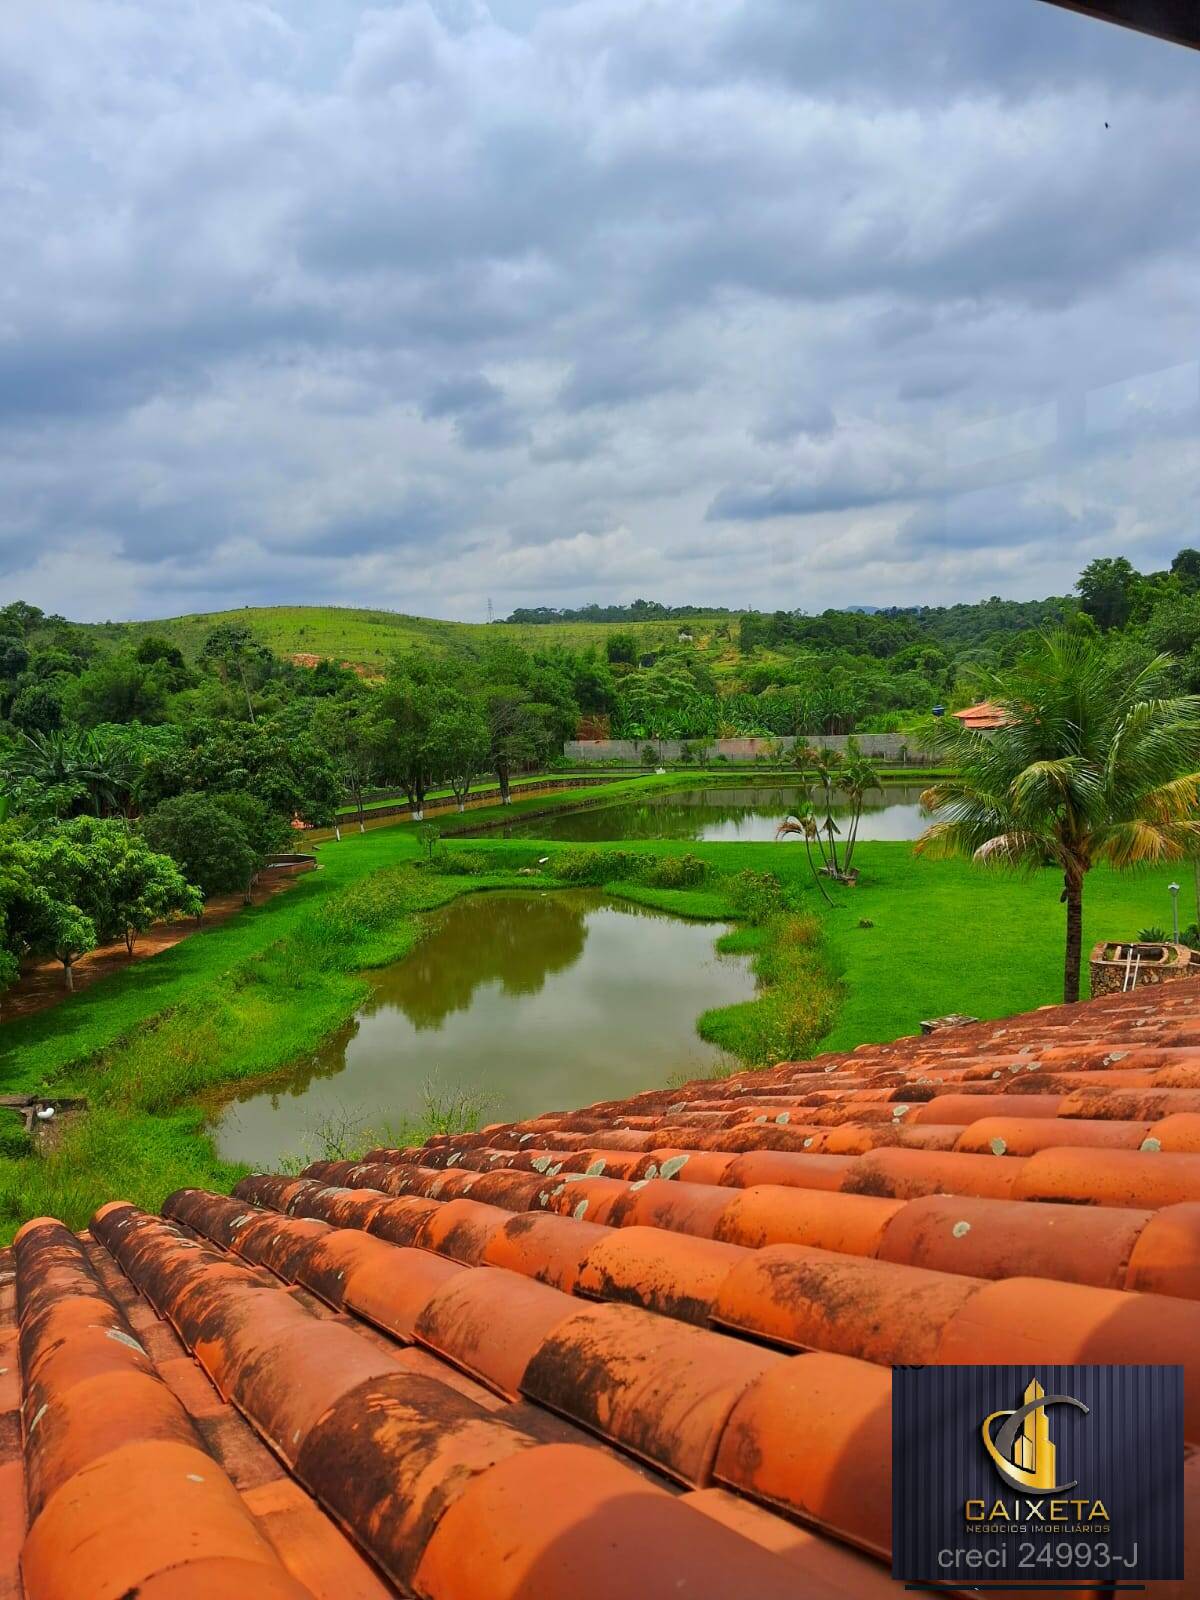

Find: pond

[494,782,931,843]
[212,889,754,1168]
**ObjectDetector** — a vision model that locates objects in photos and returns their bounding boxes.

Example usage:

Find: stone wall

[1089,941,1200,996]
[563,734,924,763]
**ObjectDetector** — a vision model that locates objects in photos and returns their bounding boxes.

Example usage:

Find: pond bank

[0,814,843,1237]
[211,889,757,1170]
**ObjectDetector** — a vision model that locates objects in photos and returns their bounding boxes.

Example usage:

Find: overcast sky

[2,0,1198,624]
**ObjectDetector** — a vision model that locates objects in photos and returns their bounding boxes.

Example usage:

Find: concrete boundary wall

[564,735,922,763]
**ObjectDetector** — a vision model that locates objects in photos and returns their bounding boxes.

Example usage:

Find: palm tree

[799,743,846,878]
[917,630,1200,1003]
[776,801,834,905]
[840,738,882,876]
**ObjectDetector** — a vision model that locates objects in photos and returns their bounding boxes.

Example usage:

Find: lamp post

[1169,882,1181,943]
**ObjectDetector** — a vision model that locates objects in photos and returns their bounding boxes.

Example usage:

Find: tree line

[0,611,601,1001]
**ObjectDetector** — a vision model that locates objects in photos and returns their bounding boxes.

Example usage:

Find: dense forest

[2,548,1199,1003]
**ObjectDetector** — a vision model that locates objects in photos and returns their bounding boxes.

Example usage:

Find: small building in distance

[951,700,1009,731]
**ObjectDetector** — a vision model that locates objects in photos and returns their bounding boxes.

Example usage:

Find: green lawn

[813,843,1185,1051]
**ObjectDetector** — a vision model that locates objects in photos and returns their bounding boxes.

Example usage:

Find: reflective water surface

[212,889,754,1167]
[496,783,930,842]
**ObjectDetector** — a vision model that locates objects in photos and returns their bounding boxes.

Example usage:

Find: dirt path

[2,872,306,1023]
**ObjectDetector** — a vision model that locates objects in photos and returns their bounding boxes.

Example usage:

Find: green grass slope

[79,605,736,668]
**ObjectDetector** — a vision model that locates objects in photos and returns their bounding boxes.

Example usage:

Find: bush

[640,744,658,766]
[645,854,707,889]
[728,869,787,925]
[429,850,481,876]
[0,1114,31,1160]
[550,847,646,885]
[1138,926,1170,942]
[699,912,841,1064]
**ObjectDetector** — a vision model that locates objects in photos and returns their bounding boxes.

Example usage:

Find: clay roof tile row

[11,980,1200,1594]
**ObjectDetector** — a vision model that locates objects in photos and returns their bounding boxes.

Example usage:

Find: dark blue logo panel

[892,1365,1184,1588]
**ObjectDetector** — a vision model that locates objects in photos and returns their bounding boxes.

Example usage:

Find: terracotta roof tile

[16,979,1200,1593]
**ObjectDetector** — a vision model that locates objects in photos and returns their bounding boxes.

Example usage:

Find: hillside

[79,605,737,669]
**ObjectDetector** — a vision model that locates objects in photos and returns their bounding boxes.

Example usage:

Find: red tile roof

[6,982,1200,1596]
[950,699,1008,729]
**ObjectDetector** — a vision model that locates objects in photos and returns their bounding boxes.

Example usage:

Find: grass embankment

[3,770,1183,1237]
[0,781,838,1234]
[0,854,497,1234]
[442,829,1186,1051]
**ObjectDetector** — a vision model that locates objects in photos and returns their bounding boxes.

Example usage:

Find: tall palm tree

[917,630,1200,1003]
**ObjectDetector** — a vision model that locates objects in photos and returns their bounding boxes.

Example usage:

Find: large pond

[212,890,754,1169]
[495,782,931,843]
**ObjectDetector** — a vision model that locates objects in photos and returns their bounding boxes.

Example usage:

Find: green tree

[376,656,444,819]
[0,823,98,993]
[142,793,260,901]
[1075,556,1141,632]
[176,717,339,828]
[32,816,200,958]
[73,652,171,726]
[918,631,1200,1003]
[8,680,65,734]
[0,636,29,684]
[310,691,384,834]
[840,738,882,875]
[198,623,273,723]
[0,601,44,636]
[430,698,490,811]
[775,800,834,905]
[605,631,637,666]
[482,688,552,802]
[1171,549,1200,594]
[1,727,125,819]
[134,634,187,671]
[797,744,847,879]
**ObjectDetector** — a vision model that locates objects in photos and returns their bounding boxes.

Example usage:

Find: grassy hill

[80,606,738,668]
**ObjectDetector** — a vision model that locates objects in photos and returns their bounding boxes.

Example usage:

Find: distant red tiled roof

[6,983,1200,1596]
[950,699,1008,729]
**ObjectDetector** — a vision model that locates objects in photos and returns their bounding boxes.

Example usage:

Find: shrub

[550,848,645,885]
[1138,926,1170,942]
[699,912,841,1064]
[646,854,707,889]
[0,1114,31,1160]
[415,822,441,863]
[640,744,658,766]
[429,849,482,876]
[728,869,786,925]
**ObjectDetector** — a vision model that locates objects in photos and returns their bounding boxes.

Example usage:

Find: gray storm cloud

[1,0,1197,621]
